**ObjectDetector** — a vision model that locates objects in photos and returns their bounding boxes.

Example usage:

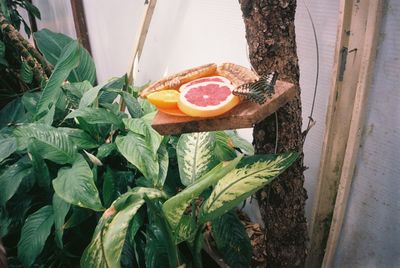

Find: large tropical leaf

[0,98,26,128]
[120,91,143,118]
[123,118,162,156]
[34,29,96,84]
[226,130,254,155]
[199,153,298,222]
[62,81,93,108]
[0,157,31,206]
[52,193,70,249]
[212,211,252,267]
[145,198,179,268]
[116,133,159,186]
[79,77,124,108]
[17,205,54,267]
[52,155,104,211]
[20,61,33,84]
[13,124,77,164]
[81,188,165,268]
[58,127,99,149]
[21,92,41,115]
[156,144,169,188]
[0,136,16,162]
[214,131,237,161]
[65,107,124,129]
[35,41,81,124]
[162,156,242,230]
[28,141,50,189]
[177,132,217,186]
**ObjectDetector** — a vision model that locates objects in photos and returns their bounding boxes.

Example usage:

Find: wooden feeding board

[151,80,296,135]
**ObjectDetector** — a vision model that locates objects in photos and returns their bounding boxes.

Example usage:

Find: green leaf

[58,127,99,149]
[14,124,77,164]
[79,77,123,108]
[162,156,242,230]
[121,92,143,118]
[52,193,70,249]
[116,133,159,185]
[0,98,26,128]
[34,29,96,84]
[20,61,33,84]
[145,198,179,268]
[123,118,162,155]
[0,40,5,57]
[214,131,237,161]
[35,41,81,123]
[17,205,54,267]
[0,158,31,206]
[174,215,197,244]
[177,132,217,186]
[63,81,93,108]
[156,144,169,187]
[28,141,50,189]
[0,137,16,162]
[139,98,156,115]
[65,107,123,128]
[81,188,165,268]
[52,155,104,211]
[96,143,116,159]
[23,1,41,19]
[200,153,298,222]
[226,130,254,155]
[21,92,41,115]
[63,207,93,229]
[102,168,131,207]
[212,211,252,267]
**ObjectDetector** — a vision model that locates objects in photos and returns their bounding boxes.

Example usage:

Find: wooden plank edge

[322,1,383,266]
[306,1,355,266]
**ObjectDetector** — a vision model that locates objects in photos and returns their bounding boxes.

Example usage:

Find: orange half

[147,89,179,109]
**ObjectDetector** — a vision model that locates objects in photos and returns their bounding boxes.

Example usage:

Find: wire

[303,0,320,132]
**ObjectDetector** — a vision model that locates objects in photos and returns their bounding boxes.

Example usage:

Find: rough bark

[239,1,308,267]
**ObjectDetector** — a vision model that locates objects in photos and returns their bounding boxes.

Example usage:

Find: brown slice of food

[216,63,259,86]
[140,63,217,98]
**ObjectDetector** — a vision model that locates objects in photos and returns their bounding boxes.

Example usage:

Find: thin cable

[303,0,320,131]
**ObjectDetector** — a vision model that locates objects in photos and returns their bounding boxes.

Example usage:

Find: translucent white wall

[33,0,76,38]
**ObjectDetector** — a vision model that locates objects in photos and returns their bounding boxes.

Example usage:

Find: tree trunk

[239,1,308,267]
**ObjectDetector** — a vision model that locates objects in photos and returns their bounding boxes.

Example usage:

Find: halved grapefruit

[178,76,240,117]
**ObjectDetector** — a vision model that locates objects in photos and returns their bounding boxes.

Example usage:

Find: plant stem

[193,226,204,268]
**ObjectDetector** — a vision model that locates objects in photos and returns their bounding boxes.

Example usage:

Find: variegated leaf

[81,187,165,268]
[162,156,242,231]
[199,152,298,222]
[177,132,217,186]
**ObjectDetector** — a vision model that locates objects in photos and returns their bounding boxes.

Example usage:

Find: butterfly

[233,71,278,104]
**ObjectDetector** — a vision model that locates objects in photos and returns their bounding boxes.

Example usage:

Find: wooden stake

[307,0,384,267]
[127,0,157,85]
[322,1,383,266]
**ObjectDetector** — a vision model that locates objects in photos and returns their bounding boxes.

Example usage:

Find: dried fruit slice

[147,89,180,109]
[178,77,240,118]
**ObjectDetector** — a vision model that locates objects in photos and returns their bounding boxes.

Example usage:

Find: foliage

[0,28,299,268]
[0,0,41,37]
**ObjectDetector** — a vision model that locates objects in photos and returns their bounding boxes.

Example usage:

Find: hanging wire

[303,0,320,133]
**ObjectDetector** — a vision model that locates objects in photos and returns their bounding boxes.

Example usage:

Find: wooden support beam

[322,1,383,266]
[70,0,92,55]
[307,0,384,267]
